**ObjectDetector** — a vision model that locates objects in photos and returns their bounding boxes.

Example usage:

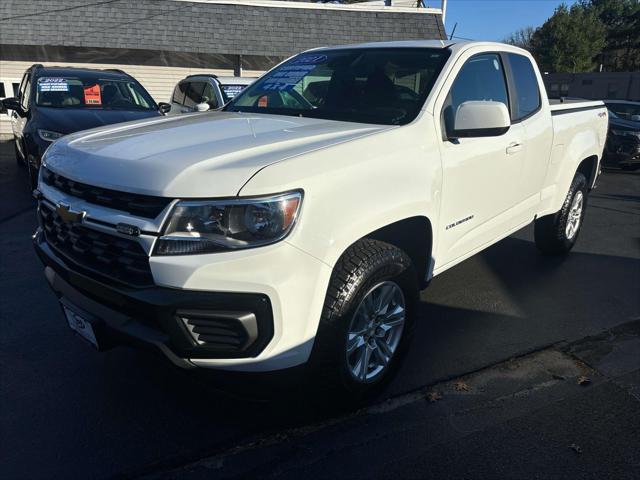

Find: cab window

[443,53,509,136]
[508,53,541,120]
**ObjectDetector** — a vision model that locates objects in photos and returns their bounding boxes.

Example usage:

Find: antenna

[449,22,457,40]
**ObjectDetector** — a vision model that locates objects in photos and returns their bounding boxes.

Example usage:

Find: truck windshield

[226,47,450,125]
[35,76,156,110]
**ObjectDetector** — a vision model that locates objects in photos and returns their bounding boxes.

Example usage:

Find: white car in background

[168,75,254,114]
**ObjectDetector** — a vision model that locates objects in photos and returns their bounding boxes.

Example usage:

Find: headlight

[155,191,302,255]
[38,129,64,142]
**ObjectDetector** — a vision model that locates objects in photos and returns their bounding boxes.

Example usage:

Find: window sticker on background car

[83,85,101,105]
[258,53,328,92]
[258,95,268,107]
[222,85,245,99]
[38,78,69,92]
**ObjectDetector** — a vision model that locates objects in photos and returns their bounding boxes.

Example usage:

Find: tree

[503,26,536,50]
[585,0,640,71]
[530,3,606,73]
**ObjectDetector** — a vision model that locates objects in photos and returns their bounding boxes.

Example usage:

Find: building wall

[543,72,640,101]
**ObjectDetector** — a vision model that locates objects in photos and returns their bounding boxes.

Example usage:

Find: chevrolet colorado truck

[33,41,608,399]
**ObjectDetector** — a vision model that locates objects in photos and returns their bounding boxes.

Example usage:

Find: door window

[508,53,541,120]
[443,53,509,136]
[183,81,206,109]
[172,82,187,104]
[21,76,32,110]
[202,82,218,108]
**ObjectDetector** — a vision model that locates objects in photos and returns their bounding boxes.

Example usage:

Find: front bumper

[34,226,332,371]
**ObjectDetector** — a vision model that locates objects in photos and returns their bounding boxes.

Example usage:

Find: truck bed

[549,98,605,113]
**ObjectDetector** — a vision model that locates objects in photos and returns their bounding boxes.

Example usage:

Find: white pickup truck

[34,40,608,399]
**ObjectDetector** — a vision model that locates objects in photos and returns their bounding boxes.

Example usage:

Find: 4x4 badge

[55,202,85,224]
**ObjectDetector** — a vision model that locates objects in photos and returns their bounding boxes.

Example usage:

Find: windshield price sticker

[38,78,69,92]
[259,64,317,92]
[223,85,244,98]
[83,84,102,105]
[291,54,328,65]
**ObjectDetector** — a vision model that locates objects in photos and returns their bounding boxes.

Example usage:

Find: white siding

[0,60,264,137]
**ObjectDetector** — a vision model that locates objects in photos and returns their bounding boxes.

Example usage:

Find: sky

[442,0,580,42]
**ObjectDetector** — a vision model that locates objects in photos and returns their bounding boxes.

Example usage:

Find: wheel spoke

[372,342,389,366]
[347,334,365,354]
[376,284,395,314]
[376,338,394,359]
[359,345,372,381]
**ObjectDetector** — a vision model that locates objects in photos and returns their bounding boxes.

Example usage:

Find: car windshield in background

[35,76,156,110]
[605,102,640,121]
[221,84,248,103]
[226,48,450,125]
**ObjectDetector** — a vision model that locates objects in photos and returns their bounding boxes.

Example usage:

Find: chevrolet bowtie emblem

[55,202,85,224]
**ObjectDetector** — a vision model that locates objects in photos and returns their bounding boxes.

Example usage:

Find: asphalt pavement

[0,140,638,479]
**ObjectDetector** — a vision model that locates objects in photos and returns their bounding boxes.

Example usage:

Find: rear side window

[508,53,541,120]
[183,81,206,109]
[443,53,509,135]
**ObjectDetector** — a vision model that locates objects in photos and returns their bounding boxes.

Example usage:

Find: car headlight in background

[155,191,303,255]
[38,129,64,142]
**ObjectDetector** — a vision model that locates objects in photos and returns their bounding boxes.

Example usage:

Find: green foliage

[530,3,606,72]
[503,0,639,72]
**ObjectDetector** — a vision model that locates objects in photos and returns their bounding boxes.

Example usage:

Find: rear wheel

[534,172,588,255]
[308,239,418,403]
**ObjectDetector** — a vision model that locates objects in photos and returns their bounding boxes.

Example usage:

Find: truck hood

[44,112,389,198]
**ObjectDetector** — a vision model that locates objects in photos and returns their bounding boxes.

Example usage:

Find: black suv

[2,65,171,188]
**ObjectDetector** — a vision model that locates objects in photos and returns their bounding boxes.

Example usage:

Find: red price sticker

[84,85,102,105]
[258,96,268,107]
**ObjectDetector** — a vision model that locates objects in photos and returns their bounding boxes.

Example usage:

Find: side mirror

[158,102,171,115]
[2,97,23,115]
[631,114,640,122]
[195,102,210,112]
[451,101,511,138]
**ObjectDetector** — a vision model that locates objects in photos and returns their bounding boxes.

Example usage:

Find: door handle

[506,142,523,155]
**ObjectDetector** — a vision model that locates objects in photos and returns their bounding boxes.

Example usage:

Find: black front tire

[534,172,588,255]
[307,239,418,403]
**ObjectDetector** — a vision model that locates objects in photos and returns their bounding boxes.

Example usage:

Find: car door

[436,52,526,268]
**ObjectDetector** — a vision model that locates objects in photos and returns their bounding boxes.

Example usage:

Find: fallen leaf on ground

[577,376,591,386]
[454,381,470,392]
[426,391,442,403]
[569,443,583,454]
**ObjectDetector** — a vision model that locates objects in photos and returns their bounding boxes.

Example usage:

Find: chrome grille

[39,203,153,287]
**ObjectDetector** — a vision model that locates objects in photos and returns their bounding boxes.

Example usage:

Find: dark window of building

[443,53,509,135]
[12,82,20,96]
[508,53,541,120]
[0,83,5,97]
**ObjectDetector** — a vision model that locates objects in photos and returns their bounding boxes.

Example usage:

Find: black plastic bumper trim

[34,229,275,362]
